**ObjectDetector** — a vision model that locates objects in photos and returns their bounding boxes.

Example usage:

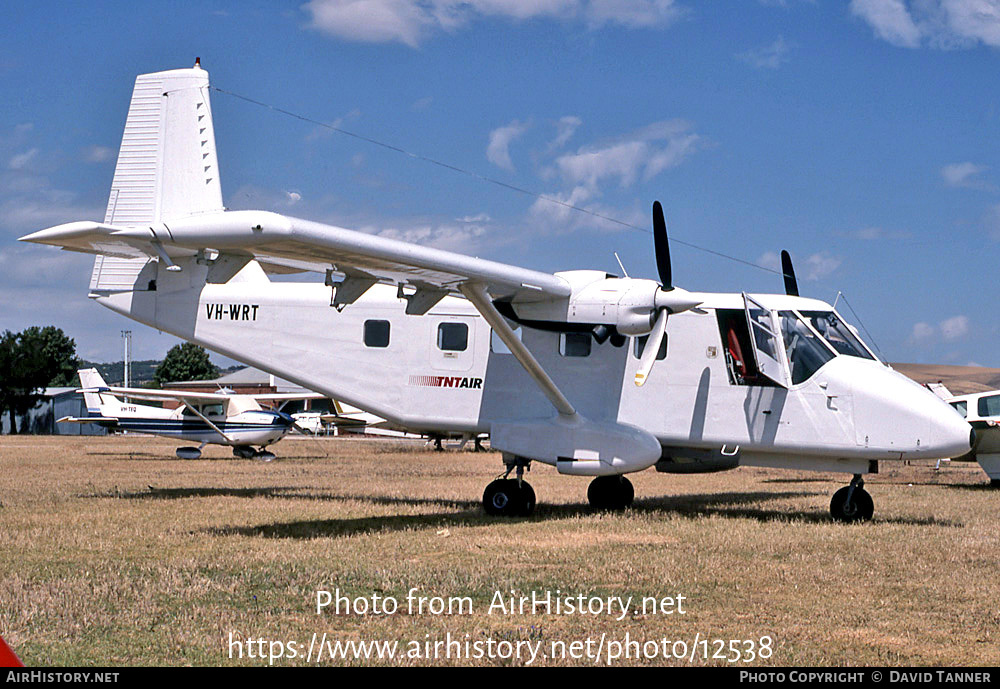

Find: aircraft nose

[848,360,973,459]
[275,411,295,427]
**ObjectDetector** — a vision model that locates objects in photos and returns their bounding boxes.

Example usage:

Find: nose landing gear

[830,474,874,523]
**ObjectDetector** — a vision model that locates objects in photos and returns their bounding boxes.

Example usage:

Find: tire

[483,479,530,517]
[830,486,874,523]
[588,475,634,511]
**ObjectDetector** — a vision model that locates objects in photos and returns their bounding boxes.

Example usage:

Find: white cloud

[907,315,971,344]
[940,314,970,340]
[486,120,529,171]
[8,148,38,170]
[82,145,114,163]
[849,226,910,240]
[850,0,1000,49]
[548,115,583,151]
[802,252,841,280]
[553,119,700,191]
[941,161,990,188]
[371,221,488,251]
[285,191,303,204]
[758,251,781,272]
[737,36,792,69]
[304,0,681,47]
[910,321,935,342]
[850,0,922,47]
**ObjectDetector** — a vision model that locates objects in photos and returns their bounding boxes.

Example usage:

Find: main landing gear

[481,457,637,516]
[483,457,535,517]
[233,446,276,461]
[587,475,634,511]
[830,474,874,523]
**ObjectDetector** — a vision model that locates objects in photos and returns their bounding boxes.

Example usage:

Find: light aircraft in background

[23,63,974,521]
[59,368,314,460]
[927,384,1000,485]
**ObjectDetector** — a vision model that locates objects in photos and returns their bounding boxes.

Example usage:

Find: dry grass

[1,435,998,666]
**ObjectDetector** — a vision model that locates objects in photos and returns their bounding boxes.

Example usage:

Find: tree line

[0,327,219,434]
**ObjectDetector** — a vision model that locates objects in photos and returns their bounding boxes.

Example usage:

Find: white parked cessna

[928,384,1000,485]
[23,63,974,521]
[60,368,303,460]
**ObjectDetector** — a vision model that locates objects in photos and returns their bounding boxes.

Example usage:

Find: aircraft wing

[21,210,572,304]
[78,386,242,403]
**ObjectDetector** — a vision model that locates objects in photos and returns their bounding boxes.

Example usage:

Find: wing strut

[459,282,577,418]
[179,401,235,444]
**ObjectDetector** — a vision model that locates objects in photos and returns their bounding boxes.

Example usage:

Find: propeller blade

[652,201,672,290]
[780,249,799,297]
[634,309,669,387]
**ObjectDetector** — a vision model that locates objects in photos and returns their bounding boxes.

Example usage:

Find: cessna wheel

[587,475,634,511]
[830,486,874,523]
[483,479,535,517]
[233,446,256,459]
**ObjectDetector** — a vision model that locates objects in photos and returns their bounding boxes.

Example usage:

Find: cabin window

[979,394,1000,418]
[364,319,390,348]
[633,334,667,360]
[437,323,468,351]
[560,332,592,357]
[182,403,224,417]
[950,401,967,418]
[490,326,522,354]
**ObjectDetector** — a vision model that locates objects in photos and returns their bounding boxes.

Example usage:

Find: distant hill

[891,363,1000,396]
[78,360,243,387]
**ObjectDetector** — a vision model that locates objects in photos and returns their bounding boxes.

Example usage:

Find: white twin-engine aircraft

[60,368,304,460]
[22,64,973,521]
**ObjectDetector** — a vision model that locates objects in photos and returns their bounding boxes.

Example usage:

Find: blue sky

[1,0,998,368]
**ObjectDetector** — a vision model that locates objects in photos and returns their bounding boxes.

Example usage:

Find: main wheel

[587,475,634,511]
[483,479,535,517]
[830,486,874,523]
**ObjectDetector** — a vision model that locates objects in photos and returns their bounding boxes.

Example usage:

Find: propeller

[634,202,702,387]
[780,249,799,297]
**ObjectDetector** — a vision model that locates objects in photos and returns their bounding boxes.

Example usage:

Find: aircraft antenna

[613,252,629,278]
[834,291,884,359]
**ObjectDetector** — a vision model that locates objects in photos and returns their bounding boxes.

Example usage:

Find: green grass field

[1,435,997,666]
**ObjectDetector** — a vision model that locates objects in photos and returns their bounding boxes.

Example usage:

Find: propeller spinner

[634,202,701,387]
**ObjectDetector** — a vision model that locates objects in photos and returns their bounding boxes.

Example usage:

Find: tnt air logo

[205,304,259,321]
[409,375,483,389]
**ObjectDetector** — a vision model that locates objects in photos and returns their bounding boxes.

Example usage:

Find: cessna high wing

[22,64,973,521]
[60,368,315,460]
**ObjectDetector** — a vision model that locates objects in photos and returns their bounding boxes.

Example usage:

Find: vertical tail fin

[91,60,224,291]
[78,368,120,412]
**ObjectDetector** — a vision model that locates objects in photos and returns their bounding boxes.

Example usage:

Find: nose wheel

[830,475,874,523]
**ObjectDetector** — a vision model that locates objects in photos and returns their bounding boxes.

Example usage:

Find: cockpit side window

[778,311,834,385]
[978,395,1000,418]
[799,311,875,360]
[950,400,968,418]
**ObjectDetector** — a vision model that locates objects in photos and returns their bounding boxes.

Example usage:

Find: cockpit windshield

[778,311,834,385]
[799,311,875,360]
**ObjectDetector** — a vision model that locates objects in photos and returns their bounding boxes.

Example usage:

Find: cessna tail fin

[78,368,120,412]
[91,60,224,291]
